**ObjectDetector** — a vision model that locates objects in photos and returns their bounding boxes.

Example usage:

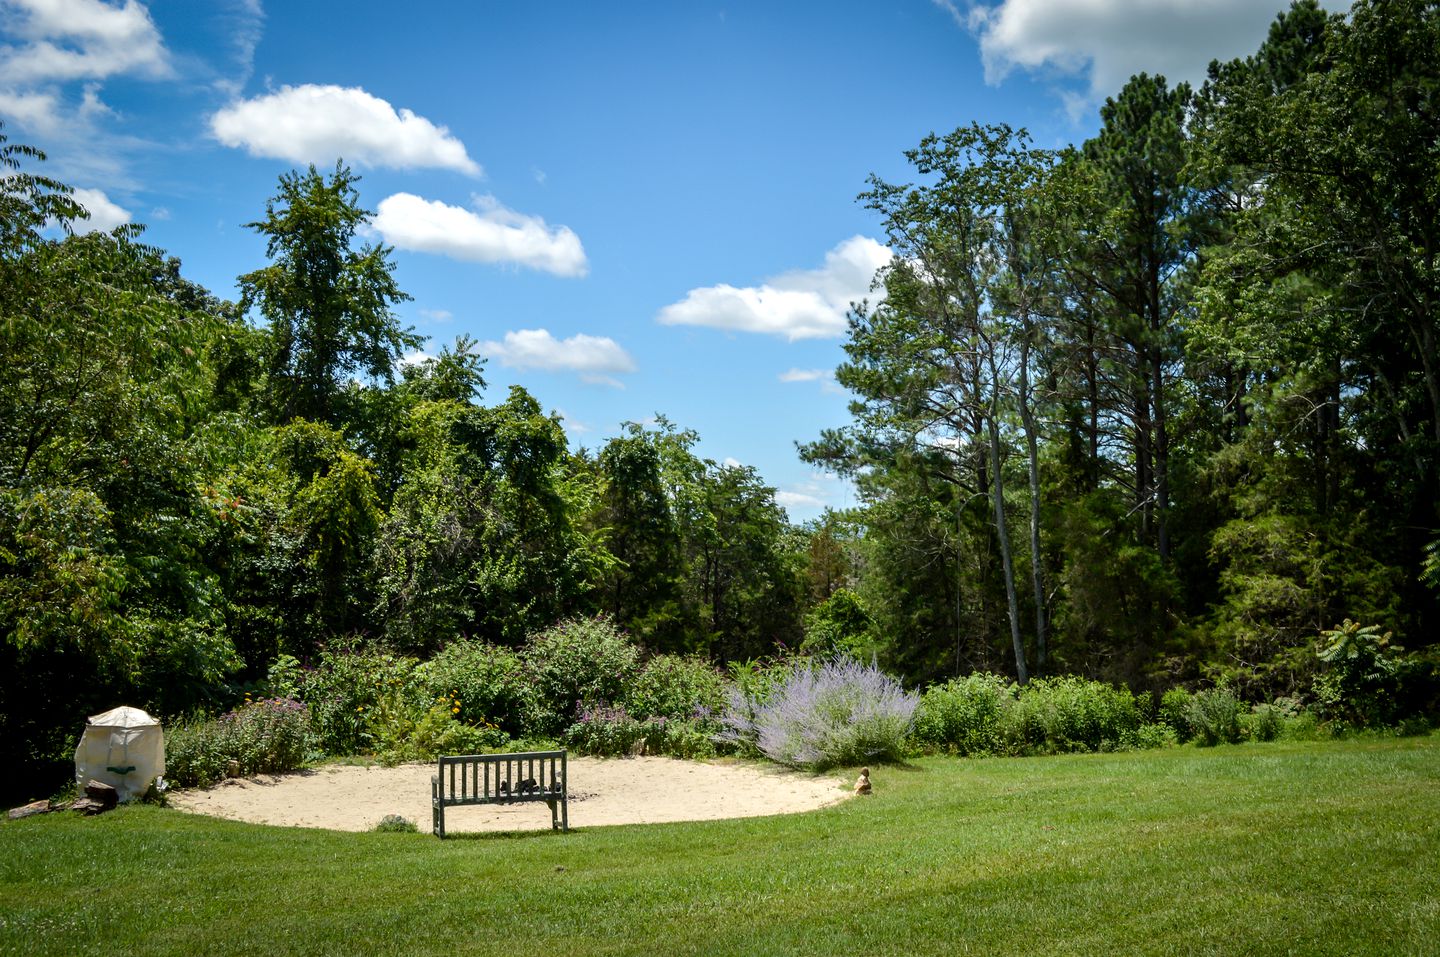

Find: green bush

[914,673,1010,756]
[1312,619,1411,728]
[1244,703,1284,742]
[416,639,533,736]
[372,814,418,833]
[627,654,727,720]
[1121,722,1180,750]
[166,697,312,788]
[297,637,419,756]
[522,617,641,736]
[1158,688,1195,742]
[370,686,507,766]
[1189,687,1245,746]
[1001,676,1141,755]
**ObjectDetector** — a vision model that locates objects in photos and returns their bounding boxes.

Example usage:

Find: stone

[7,800,51,821]
[70,797,109,815]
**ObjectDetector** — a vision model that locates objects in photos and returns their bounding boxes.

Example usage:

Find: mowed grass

[2,736,1438,957]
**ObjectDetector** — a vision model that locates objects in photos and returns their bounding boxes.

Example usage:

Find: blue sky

[1,0,1344,520]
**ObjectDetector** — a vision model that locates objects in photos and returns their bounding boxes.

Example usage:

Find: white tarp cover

[74,706,165,802]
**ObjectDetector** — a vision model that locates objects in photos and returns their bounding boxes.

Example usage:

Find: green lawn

[3,736,1438,957]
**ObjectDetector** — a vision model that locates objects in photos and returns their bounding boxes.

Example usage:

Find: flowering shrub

[166,696,312,788]
[720,657,918,769]
[373,688,507,766]
[522,617,640,736]
[416,639,533,736]
[564,701,718,759]
[297,638,418,756]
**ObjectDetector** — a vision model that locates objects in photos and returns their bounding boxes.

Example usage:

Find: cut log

[7,800,51,821]
[84,779,119,808]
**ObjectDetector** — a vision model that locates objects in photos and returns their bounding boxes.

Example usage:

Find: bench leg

[434,801,445,839]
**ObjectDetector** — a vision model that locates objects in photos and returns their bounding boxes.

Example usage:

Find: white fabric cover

[74,706,165,801]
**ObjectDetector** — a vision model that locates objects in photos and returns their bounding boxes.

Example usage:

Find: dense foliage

[802,0,1439,699]
[3,0,1438,798]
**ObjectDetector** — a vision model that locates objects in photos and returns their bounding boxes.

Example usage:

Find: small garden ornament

[854,767,872,795]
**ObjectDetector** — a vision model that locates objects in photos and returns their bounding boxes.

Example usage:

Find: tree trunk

[1018,326,1048,673]
[984,397,1027,685]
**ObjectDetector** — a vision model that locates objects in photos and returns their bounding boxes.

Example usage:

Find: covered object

[74,706,165,802]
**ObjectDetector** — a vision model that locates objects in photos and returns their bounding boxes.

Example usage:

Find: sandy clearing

[167,756,852,833]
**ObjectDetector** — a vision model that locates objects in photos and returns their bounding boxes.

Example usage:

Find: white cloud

[0,0,171,86]
[399,349,434,368]
[210,84,481,176]
[966,0,1352,109]
[555,409,591,435]
[0,87,62,133]
[722,456,744,469]
[374,192,587,278]
[657,235,890,341]
[480,329,635,386]
[419,308,453,323]
[70,186,130,232]
[779,368,830,383]
[775,490,825,511]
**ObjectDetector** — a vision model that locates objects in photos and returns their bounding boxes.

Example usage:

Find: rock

[83,779,119,808]
[7,800,52,821]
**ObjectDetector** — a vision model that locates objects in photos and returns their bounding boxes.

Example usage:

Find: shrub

[372,814,417,833]
[165,697,312,788]
[627,654,727,721]
[720,657,917,769]
[1121,722,1180,750]
[1000,676,1141,754]
[522,617,641,736]
[297,637,418,756]
[417,639,532,736]
[1189,687,1245,746]
[1244,702,1284,742]
[1313,619,1411,728]
[564,702,719,759]
[913,673,1011,756]
[1158,688,1195,742]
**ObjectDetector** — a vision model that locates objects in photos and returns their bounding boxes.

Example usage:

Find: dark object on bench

[432,750,569,837]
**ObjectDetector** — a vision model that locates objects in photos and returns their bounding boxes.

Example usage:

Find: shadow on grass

[438,827,576,843]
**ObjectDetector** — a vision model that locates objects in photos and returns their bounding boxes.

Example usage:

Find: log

[7,800,52,821]
[84,779,119,808]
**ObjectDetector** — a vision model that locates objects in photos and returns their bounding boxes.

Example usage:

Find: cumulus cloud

[657,236,890,341]
[210,84,481,175]
[480,329,635,387]
[70,186,130,232]
[0,0,171,86]
[775,489,825,511]
[374,192,588,278]
[966,0,1351,108]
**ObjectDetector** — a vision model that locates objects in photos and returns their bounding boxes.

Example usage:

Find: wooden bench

[431,750,569,837]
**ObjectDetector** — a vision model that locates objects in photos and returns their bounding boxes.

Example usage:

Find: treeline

[0,152,809,789]
[804,0,1440,693]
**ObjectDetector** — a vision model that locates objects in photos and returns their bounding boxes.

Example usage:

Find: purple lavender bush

[720,657,918,769]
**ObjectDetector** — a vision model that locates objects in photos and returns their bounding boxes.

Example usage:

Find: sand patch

[167,756,850,833]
